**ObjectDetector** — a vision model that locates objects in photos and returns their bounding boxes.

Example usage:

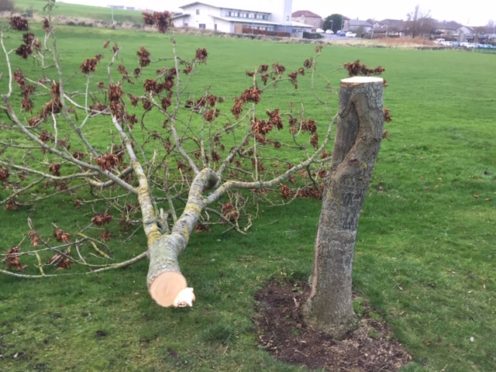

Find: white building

[172,1,313,36]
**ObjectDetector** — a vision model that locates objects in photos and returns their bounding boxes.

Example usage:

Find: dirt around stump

[254,279,412,371]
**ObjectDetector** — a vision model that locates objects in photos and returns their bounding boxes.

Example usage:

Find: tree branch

[111,115,159,242]
[206,114,336,204]
[0,32,13,99]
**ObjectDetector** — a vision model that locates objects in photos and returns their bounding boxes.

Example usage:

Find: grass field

[12,0,143,24]
[1,6,496,372]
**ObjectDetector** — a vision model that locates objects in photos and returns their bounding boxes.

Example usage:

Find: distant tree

[472,26,486,42]
[406,5,420,37]
[417,17,436,38]
[355,26,365,38]
[324,14,344,33]
[406,5,434,38]
[486,20,495,34]
[0,0,14,12]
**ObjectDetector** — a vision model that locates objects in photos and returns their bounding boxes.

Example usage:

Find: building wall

[214,18,233,33]
[180,3,221,30]
[219,8,270,21]
[173,17,189,28]
[176,1,297,34]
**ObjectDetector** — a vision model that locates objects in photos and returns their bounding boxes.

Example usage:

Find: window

[214,24,218,31]
[196,9,200,15]
[199,23,206,29]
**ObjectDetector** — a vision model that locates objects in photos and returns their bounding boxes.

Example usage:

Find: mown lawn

[13,0,143,24]
[1,12,495,372]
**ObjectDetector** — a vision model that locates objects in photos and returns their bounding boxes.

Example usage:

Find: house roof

[211,15,278,26]
[348,19,373,27]
[179,1,271,14]
[379,19,406,29]
[172,13,191,20]
[292,10,321,19]
[211,15,313,28]
[435,20,463,30]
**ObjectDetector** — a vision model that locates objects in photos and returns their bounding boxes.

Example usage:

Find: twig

[4,103,136,193]
[0,177,44,205]
[0,250,147,278]
[0,32,13,98]
[89,251,147,273]
[206,113,337,204]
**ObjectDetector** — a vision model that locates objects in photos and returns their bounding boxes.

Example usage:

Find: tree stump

[305,76,385,338]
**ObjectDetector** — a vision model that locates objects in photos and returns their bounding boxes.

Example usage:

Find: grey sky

[60,0,495,26]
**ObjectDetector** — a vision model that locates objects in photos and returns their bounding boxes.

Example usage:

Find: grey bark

[147,168,218,286]
[304,76,385,338]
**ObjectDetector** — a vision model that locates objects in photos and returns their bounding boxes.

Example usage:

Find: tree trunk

[304,76,385,338]
[147,168,218,307]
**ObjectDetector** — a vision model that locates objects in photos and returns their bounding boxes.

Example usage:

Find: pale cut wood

[149,271,187,307]
[146,169,218,307]
[341,76,384,85]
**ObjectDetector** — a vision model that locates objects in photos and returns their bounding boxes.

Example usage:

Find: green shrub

[303,31,323,39]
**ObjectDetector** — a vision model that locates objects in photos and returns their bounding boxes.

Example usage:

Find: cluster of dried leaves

[2,210,118,272]
[143,11,172,33]
[343,60,392,124]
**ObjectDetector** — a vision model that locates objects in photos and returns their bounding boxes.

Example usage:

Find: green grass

[13,0,144,24]
[1,17,496,372]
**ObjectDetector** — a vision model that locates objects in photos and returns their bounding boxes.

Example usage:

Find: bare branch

[206,114,337,204]
[87,166,133,188]
[4,103,136,193]
[111,115,159,240]
[90,251,148,273]
[169,122,200,175]
[1,177,44,205]
[0,251,148,278]
[0,33,13,99]
[217,131,251,177]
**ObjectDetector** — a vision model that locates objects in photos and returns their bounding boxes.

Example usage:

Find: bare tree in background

[406,5,435,38]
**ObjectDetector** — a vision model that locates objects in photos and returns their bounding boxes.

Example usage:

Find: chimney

[270,0,292,25]
[282,0,292,25]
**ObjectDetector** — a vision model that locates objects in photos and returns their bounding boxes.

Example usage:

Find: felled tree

[1,13,332,307]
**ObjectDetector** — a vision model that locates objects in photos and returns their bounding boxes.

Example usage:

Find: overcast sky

[60,0,495,26]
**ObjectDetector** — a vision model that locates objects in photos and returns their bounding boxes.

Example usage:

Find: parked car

[325,29,334,34]
[336,30,346,36]
[345,31,357,38]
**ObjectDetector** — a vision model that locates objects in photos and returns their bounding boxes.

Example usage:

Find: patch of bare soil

[254,279,412,371]
[328,37,438,49]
